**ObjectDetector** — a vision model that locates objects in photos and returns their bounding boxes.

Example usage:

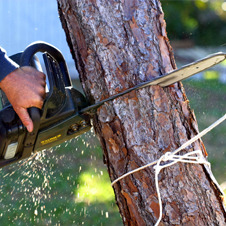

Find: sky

[0,0,79,78]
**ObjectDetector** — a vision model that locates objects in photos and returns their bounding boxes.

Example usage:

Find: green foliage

[161,0,226,46]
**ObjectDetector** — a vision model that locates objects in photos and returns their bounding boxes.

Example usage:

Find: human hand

[0,66,46,132]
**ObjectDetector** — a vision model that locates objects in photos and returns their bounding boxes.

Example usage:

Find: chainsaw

[0,41,225,168]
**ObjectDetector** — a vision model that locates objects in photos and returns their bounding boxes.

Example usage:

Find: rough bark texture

[57,0,226,225]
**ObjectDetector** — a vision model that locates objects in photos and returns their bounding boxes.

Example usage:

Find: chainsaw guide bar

[80,52,226,115]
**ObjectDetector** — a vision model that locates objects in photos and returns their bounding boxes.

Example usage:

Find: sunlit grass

[224,189,226,206]
[221,60,226,66]
[75,168,115,203]
[203,70,219,80]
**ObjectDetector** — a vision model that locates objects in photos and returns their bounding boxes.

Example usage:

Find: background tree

[57,0,226,225]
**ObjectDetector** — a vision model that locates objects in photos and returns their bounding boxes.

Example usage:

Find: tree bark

[57,0,226,225]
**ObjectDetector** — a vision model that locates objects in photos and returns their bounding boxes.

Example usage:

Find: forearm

[0,47,18,83]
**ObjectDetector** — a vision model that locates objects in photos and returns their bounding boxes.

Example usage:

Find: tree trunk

[57,0,226,225]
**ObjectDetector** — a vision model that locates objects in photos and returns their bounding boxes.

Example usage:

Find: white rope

[111,113,226,225]
[154,150,210,226]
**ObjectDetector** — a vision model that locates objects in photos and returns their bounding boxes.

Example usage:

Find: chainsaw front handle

[20,41,72,87]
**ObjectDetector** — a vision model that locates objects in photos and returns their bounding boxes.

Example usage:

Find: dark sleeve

[0,47,19,82]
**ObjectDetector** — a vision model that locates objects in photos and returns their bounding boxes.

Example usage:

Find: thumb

[16,107,33,132]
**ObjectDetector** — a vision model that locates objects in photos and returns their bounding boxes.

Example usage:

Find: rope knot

[161,152,172,161]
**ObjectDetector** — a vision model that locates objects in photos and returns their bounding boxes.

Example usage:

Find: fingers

[0,66,46,132]
[21,67,46,87]
[21,66,46,80]
[33,96,44,110]
[33,83,46,100]
[19,67,46,109]
[16,107,33,132]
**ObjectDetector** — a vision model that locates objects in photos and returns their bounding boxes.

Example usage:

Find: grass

[0,77,225,225]
[75,168,114,203]
[0,129,122,226]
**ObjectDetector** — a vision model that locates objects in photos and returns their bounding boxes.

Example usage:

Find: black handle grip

[21,107,41,159]
[28,107,41,131]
